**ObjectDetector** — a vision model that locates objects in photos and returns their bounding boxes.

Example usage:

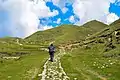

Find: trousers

[49,52,54,61]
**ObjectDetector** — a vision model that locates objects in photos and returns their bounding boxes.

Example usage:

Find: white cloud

[44,0,51,2]
[62,7,68,13]
[48,10,59,17]
[33,1,59,18]
[51,0,74,15]
[0,0,58,38]
[69,15,75,23]
[52,0,60,6]
[39,25,53,31]
[56,18,61,24]
[52,0,74,8]
[107,13,119,24]
[73,0,117,25]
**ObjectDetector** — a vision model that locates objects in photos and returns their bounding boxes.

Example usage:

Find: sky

[0,0,120,38]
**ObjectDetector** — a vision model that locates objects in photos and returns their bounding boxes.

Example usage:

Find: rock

[8,76,12,78]
[110,63,113,65]
[39,48,70,80]
[38,74,42,76]
[74,78,77,80]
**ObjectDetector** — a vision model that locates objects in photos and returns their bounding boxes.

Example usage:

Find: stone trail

[38,48,70,80]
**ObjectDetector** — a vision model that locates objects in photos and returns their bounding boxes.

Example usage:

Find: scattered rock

[74,78,77,80]
[39,48,70,80]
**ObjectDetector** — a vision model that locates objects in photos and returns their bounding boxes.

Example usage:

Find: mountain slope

[0,19,120,80]
[86,19,120,42]
[60,19,120,80]
[25,20,108,46]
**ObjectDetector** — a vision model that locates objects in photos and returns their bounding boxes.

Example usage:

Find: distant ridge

[1,19,120,45]
[25,20,108,45]
[109,19,120,26]
[83,20,108,26]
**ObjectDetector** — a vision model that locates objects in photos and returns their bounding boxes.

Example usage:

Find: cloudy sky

[0,0,120,38]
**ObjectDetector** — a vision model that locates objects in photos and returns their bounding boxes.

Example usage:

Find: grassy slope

[25,20,108,46]
[61,44,120,80]
[61,19,120,80]
[0,19,119,79]
[0,50,48,80]
[86,19,120,40]
[0,37,48,80]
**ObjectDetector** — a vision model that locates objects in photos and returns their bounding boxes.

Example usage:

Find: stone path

[38,48,70,80]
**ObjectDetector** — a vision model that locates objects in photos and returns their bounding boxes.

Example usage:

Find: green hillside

[25,20,108,46]
[0,37,48,79]
[61,19,120,80]
[0,19,120,80]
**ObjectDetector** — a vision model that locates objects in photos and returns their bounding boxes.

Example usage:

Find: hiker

[48,44,55,62]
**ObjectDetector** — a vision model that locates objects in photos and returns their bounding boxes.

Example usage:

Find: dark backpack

[49,46,55,52]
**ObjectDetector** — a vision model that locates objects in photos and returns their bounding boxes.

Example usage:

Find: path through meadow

[38,48,70,80]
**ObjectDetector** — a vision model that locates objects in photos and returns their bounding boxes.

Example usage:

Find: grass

[61,43,120,80]
[0,50,48,80]
[25,20,108,46]
[0,19,120,80]
[0,38,49,80]
[60,19,120,80]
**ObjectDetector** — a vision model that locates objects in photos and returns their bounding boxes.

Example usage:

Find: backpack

[49,46,55,52]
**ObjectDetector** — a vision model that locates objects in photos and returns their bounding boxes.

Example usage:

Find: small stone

[74,78,77,80]
[47,76,49,79]
[108,60,111,62]
[101,66,105,69]
[93,64,96,66]
[106,65,109,67]
[110,63,113,65]
[8,76,12,78]
[38,74,42,76]
[94,62,96,63]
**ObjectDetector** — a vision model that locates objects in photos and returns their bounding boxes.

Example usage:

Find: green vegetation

[25,20,108,46]
[61,19,120,80]
[0,19,120,79]
[0,37,48,80]
[61,44,120,80]
[0,50,48,80]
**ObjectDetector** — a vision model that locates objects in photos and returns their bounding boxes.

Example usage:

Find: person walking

[48,44,55,62]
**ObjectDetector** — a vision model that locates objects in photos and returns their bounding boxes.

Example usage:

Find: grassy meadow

[61,19,120,80]
[0,19,120,79]
[0,39,48,80]
[61,43,120,80]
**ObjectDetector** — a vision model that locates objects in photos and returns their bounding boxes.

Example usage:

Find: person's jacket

[48,45,55,53]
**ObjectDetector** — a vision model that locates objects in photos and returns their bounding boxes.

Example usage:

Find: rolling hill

[61,19,120,80]
[0,19,120,80]
[25,20,108,46]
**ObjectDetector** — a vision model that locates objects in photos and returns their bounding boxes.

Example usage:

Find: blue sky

[41,0,120,27]
[110,2,120,17]
[0,0,120,38]
[39,2,78,27]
